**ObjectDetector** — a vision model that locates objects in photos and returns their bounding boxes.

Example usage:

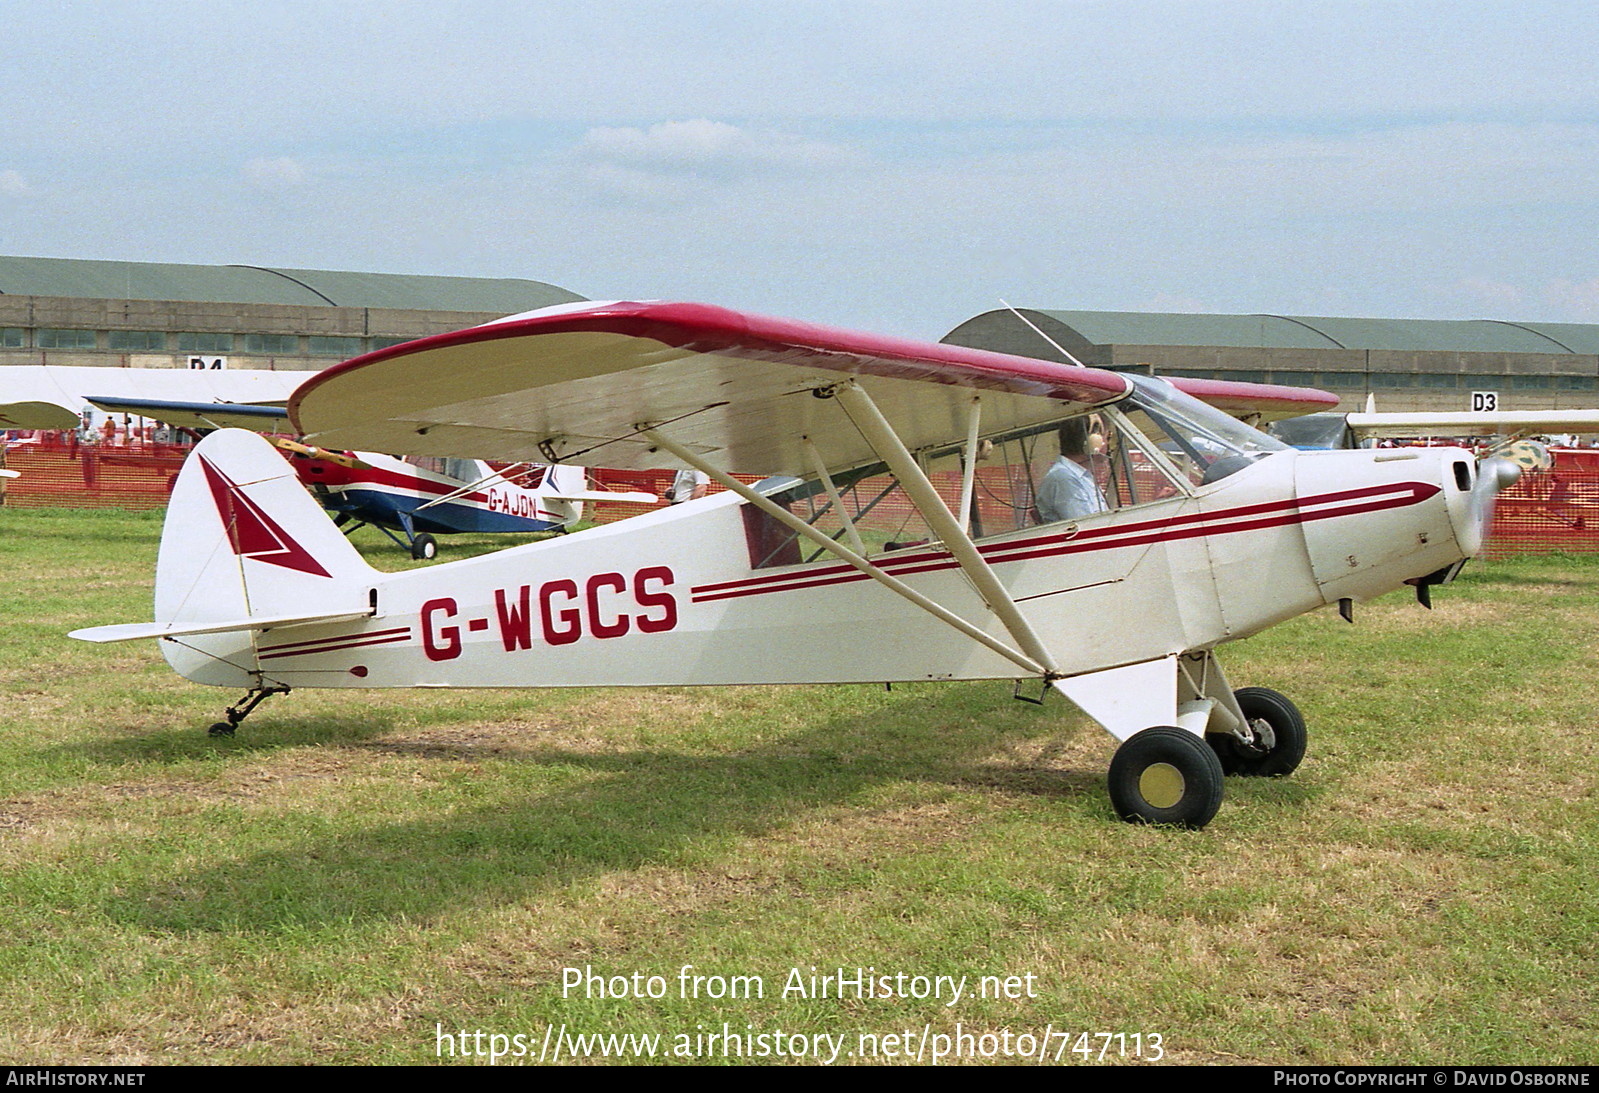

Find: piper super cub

[71,301,1520,828]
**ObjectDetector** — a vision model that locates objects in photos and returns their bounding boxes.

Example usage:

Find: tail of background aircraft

[73,429,380,687]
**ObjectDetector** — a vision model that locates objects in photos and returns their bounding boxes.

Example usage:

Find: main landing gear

[332,510,440,560]
[1072,654,1308,829]
[1209,687,1307,778]
[1108,726,1226,828]
[207,686,290,737]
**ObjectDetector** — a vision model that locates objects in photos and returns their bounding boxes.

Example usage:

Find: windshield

[1265,412,1353,450]
[1119,375,1289,486]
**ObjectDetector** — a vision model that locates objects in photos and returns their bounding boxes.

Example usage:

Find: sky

[3,0,1599,338]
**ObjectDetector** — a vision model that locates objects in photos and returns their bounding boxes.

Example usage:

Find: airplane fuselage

[171,446,1477,694]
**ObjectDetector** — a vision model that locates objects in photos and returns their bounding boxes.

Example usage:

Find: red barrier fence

[5,434,1599,555]
[3,436,187,510]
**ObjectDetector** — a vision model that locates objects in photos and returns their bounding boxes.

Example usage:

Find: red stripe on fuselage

[258,631,414,661]
[690,481,1439,604]
[325,464,490,503]
[258,625,412,655]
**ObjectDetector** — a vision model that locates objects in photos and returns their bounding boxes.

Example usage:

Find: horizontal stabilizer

[545,488,658,504]
[70,608,373,645]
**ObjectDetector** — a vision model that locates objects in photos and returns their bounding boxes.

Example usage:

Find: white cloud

[570,119,859,199]
[242,156,309,188]
[1543,278,1599,320]
[1449,278,1527,312]
[0,170,30,196]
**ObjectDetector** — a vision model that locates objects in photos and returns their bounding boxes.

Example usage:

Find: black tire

[207,722,235,737]
[1210,687,1306,777]
[410,533,438,561]
[1107,726,1225,829]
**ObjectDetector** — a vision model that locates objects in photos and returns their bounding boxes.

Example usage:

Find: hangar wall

[0,256,586,373]
[942,308,1599,413]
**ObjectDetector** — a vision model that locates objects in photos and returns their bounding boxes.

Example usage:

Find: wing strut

[639,427,1050,677]
[415,462,532,512]
[956,394,981,533]
[801,437,867,556]
[831,382,1060,676]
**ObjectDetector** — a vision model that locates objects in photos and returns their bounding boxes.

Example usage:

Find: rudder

[155,429,378,686]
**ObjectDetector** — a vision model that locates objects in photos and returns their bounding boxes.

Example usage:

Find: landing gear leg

[208,685,291,737]
[1050,655,1239,829]
[396,513,438,560]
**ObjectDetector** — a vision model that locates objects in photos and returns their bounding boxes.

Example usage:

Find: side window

[1100,414,1187,509]
[443,458,479,483]
[926,414,1184,531]
[403,455,447,477]
[742,412,1193,570]
[744,466,936,569]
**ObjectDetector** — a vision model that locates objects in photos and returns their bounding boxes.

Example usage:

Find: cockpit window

[1265,412,1352,450]
[1118,375,1288,486]
[739,378,1288,571]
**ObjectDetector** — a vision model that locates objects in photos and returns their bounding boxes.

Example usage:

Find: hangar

[942,308,1599,413]
[5,255,1597,418]
[0,255,584,374]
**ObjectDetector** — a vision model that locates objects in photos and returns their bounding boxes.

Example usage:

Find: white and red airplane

[70,301,1517,829]
[273,442,655,559]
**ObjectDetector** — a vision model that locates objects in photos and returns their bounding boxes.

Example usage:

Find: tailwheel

[1209,687,1306,777]
[1107,726,1225,829]
[205,686,289,738]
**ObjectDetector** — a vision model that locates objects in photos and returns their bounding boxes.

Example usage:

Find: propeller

[1470,455,1522,540]
[268,436,371,470]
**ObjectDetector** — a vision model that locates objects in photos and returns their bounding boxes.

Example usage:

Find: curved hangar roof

[0,255,585,313]
[946,308,1599,356]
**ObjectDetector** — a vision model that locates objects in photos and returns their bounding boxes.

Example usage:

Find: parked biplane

[270,442,656,559]
[71,301,1519,829]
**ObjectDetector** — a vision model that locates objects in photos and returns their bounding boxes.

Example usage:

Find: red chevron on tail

[198,455,332,578]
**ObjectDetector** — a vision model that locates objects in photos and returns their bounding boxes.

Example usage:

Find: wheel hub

[1138,762,1186,809]
[1240,716,1277,754]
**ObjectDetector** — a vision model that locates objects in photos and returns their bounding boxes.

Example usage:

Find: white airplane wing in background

[0,366,305,429]
[1345,409,1599,439]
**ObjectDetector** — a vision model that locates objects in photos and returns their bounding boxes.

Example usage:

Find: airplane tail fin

[143,429,378,686]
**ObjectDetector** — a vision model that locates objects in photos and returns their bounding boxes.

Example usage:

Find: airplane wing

[1163,376,1339,423]
[0,366,305,429]
[1345,409,1599,439]
[290,301,1336,475]
[85,396,293,431]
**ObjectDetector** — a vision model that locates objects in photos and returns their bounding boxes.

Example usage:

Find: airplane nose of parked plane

[1296,446,1507,607]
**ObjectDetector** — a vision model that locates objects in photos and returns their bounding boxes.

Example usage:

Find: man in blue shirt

[1036,417,1108,523]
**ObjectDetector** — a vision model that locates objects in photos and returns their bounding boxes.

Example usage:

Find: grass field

[0,506,1594,1065]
